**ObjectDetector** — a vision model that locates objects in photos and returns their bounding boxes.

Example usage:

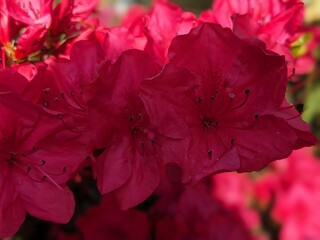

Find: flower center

[126,110,156,156]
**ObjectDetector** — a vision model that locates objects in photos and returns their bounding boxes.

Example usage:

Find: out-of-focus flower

[76,196,150,240]
[151,180,254,240]
[212,172,261,234]
[255,148,320,239]
[200,0,304,76]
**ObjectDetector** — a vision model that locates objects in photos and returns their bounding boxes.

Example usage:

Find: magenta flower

[145,23,315,184]
[0,93,86,237]
[88,49,196,209]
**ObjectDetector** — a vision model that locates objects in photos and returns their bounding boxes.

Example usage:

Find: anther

[61,93,65,99]
[229,93,235,99]
[198,97,203,103]
[43,101,49,108]
[254,112,259,119]
[42,176,47,181]
[140,141,144,148]
[31,146,36,151]
[129,115,134,122]
[54,97,59,103]
[62,167,67,173]
[231,138,235,145]
[43,88,50,94]
[93,148,106,157]
[138,114,142,120]
[208,149,213,159]
[57,113,63,119]
[295,103,304,113]
[210,96,215,103]
[41,160,46,165]
[215,121,220,127]
[245,89,250,94]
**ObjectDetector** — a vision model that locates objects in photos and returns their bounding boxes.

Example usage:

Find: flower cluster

[0,0,317,238]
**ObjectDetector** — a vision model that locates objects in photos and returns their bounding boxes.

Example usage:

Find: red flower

[5,0,52,26]
[254,148,320,240]
[0,93,86,237]
[88,50,162,209]
[200,0,304,76]
[145,23,315,183]
[98,26,147,63]
[88,49,196,209]
[143,1,198,63]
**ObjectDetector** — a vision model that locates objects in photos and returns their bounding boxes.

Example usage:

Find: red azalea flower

[200,0,304,76]
[212,172,261,232]
[5,0,52,27]
[88,49,196,209]
[145,23,315,183]
[99,26,147,63]
[16,24,47,60]
[143,1,198,63]
[119,1,198,63]
[31,40,105,133]
[202,0,302,39]
[254,148,320,240]
[0,93,86,238]
[88,50,162,209]
[71,0,99,21]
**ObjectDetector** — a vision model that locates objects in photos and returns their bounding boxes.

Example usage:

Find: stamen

[295,103,304,113]
[229,93,235,99]
[227,89,250,111]
[44,167,67,176]
[43,88,50,94]
[198,97,203,103]
[43,101,49,108]
[255,112,259,119]
[208,149,213,160]
[231,138,235,145]
[93,148,106,157]
[288,68,296,79]
[279,103,303,112]
[138,114,142,120]
[129,115,134,122]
